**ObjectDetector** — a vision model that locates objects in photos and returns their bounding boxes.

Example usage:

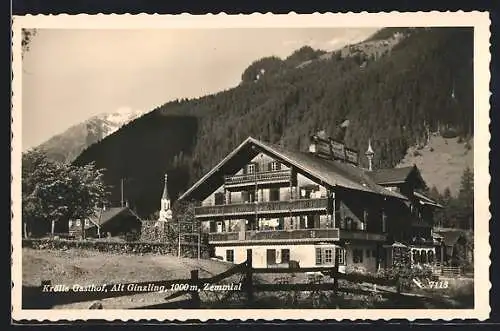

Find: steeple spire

[365,139,375,171]
[159,173,172,222]
[162,173,169,199]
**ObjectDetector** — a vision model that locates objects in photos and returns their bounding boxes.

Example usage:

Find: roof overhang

[179,137,408,202]
[415,191,444,208]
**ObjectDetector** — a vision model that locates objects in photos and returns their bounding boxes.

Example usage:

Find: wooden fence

[431,264,463,277]
[23,249,400,309]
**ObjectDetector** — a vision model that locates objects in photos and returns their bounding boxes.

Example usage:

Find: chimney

[365,138,375,171]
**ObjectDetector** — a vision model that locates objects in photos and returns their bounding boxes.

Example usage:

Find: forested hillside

[74,27,474,217]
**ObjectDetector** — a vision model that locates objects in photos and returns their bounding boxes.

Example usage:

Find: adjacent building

[178,134,442,272]
[68,206,142,239]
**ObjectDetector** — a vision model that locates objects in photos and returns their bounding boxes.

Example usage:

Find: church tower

[159,174,172,222]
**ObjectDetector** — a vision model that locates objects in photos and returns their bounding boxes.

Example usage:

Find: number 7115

[427,280,449,289]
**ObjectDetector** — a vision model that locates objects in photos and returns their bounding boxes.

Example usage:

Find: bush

[22,238,210,258]
[343,265,436,291]
[441,128,458,139]
[413,150,422,157]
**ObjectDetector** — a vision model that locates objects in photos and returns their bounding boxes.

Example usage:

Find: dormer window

[271,161,281,171]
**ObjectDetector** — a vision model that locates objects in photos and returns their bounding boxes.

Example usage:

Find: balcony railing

[195,198,329,218]
[339,230,387,241]
[224,169,292,187]
[208,228,340,243]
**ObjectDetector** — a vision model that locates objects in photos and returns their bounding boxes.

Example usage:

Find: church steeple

[365,139,375,171]
[159,173,172,222]
[162,174,169,200]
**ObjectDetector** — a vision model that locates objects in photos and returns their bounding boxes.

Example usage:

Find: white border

[11,11,491,321]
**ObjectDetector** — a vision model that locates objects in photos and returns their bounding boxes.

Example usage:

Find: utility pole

[121,178,124,208]
[197,219,201,259]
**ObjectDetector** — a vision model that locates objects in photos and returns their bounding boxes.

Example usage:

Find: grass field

[22,248,233,309]
[22,248,474,309]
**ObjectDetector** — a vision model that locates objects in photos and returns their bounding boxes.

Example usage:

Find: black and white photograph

[11,12,491,321]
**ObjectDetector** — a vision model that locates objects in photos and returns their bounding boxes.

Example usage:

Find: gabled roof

[179,137,407,202]
[367,166,415,185]
[368,165,426,188]
[88,207,140,228]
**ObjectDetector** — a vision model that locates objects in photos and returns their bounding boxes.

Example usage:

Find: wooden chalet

[179,135,442,271]
[68,206,142,239]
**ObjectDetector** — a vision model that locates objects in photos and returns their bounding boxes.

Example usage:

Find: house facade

[179,135,442,272]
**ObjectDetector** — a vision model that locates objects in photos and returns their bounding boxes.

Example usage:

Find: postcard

[11,11,491,321]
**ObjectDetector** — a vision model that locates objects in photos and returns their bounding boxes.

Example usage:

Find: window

[366,249,371,259]
[427,250,434,263]
[241,190,255,203]
[315,248,323,265]
[372,250,377,258]
[271,161,281,171]
[69,220,73,227]
[214,192,225,205]
[353,249,364,263]
[335,248,346,265]
[316,247,336,265]
[266,249,276,265]
[324,249,333,264]
[76,220,81,227]
[269,188,280,201]
[382,211,387,233]
[85,219,90,227]
[226,249,234,263]
[281,249,290,264]
[247,163,256,174]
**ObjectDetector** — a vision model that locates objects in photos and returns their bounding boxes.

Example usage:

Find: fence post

[333,253,339,293]
[190,270,200,308]
[245,249,254,306]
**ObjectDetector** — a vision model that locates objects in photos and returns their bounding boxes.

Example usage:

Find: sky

[21,28,379,150]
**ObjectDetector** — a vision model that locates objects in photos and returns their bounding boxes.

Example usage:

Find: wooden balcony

[339,229,387,241]
[224,169,292,188]
[195,198,329,219]
[208,228,340,243]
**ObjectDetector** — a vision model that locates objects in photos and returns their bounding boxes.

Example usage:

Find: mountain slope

[398,134,473,196]
[37,110,145,163]
[73,27,474,217]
